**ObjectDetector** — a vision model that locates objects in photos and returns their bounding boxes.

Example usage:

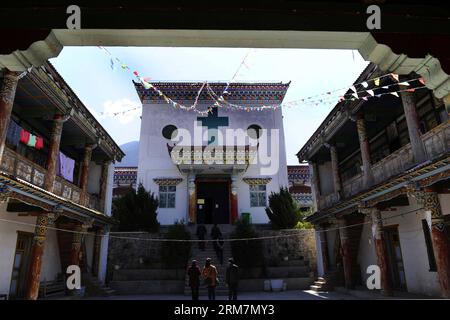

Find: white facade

[314,194,450,297]
[356,195,450,296]
[137,83,289,225]
[0,204,61,297]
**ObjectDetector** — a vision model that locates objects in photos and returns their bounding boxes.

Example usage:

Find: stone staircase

[310,269,342,292]
[83,272,117,297]
[184,234,233,296]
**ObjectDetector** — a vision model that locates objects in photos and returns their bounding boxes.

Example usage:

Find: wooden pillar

[25,212,58,300]
[99,160,111,213]
[400,91,427,164]
[0,71,19,164]
[422,190,450,298]
[230,175,238,223]
[44,114,65,191]
[188,174,196,223]
[338,218,353,289]
[369,208,393,296]
[70,222,89,267]
[329,145,342,198]
[310,161,321,209]
[317,225,329,274]
[91,228,102,277]
[79,144,93,206]
[356,113,373,188]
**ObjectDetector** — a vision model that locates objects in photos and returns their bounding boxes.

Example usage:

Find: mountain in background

[116,141,139,167]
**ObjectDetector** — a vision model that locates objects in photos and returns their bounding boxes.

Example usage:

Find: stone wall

[258,228,317,275]
[106,232,164,282]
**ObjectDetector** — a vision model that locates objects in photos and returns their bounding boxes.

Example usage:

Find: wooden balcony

[320,121,450,211]
[318,192,340,210]
[0,147,101,212]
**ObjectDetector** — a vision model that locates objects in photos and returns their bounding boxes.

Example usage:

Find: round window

[162,125,178,140]
[247,124,262,139]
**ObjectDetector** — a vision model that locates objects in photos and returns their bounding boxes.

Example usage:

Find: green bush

[265,187,298,229]
[230,219,264,268]
[160,220,191,268]
[295,208,313,229]
[112,183,159,232]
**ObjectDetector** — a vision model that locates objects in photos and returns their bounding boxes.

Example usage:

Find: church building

[134,82,290,225]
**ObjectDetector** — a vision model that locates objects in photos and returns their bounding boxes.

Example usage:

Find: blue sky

[50,47,369,164]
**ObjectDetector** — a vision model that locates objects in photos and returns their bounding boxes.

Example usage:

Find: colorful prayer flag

[390,92,399,97]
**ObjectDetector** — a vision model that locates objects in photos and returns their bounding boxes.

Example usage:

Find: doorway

[384,225,407,290]
[196,179,230,224]
[9,232,33,299]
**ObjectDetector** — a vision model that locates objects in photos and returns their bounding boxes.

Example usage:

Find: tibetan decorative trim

[135,82,290,103]
[243,177,272,185]
[153,178,183,186]
[0,173,113,225]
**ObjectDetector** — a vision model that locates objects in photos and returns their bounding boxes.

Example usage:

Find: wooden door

[384,226,407,290]
[9,232,33,299]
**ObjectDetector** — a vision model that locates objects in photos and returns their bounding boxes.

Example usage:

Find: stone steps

[109,280,185,295]
[309,272,339,292]
[184,232,234,296]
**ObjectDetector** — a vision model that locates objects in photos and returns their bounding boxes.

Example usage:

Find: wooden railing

[318,192,340,210]
[342,172,364,199]
[319,121,450,211]
[0,147,101,212]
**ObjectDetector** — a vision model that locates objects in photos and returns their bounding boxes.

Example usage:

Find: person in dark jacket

[211,224,221,240]
[215,235,224,264]
[187,260,201,300]
[226,258,239,300]
[196,224,207,251]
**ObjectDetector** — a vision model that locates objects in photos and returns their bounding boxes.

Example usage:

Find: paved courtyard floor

[84,290,356,300]
[82,289,437,300]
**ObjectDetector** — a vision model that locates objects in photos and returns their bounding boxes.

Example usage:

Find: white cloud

[101,98,141,124]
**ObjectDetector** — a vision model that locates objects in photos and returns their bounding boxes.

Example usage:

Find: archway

[0,29,449,100]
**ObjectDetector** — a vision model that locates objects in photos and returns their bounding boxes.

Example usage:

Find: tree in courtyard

[112,183,159,232]
[265,187,299,229]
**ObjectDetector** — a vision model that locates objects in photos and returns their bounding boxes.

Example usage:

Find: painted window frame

[250,184,267,207]
[159,185,176,208]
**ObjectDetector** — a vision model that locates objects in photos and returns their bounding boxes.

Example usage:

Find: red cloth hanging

[20,129,30,144]
[35,136,44,149]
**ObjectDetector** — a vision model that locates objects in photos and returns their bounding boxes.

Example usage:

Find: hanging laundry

[20,129,30,145]
[58,152,75,183]
[20,129,44,149]
[6,120,22,147]
[27,134,37,147]
[35,137,44,150]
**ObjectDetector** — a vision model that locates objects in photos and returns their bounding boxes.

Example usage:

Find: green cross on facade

[197,107,229,145]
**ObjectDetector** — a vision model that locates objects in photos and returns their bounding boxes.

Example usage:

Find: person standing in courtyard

[187,260,201,300]
[196,224,207,251]
[226,258,239,300]
[215,235,224,264]
[202,258,218,300]
[211,224,221,241]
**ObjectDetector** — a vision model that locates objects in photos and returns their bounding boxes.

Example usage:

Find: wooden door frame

[383,224,407,291]
[9,231,34,299]
[195,177,231,224]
